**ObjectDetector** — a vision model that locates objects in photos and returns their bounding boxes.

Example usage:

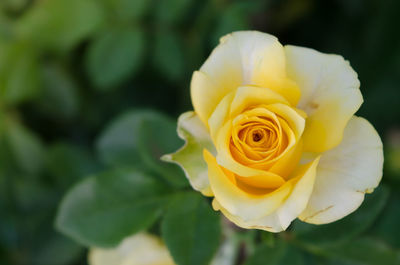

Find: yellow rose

[163,31,383,232]
[88,233,175,265]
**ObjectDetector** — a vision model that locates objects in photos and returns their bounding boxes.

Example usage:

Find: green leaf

[46,143,100,189]
[36,63,80,120]
[210,231,240,265]
[245,241,305,265]
[5,120,45,175]
[14,177,57,213]
[245,243,285,265]
[153,31,185,81]
[96,109,187,188]
[0,0,29,13]
[0,42,41,105]
[31,233,84,265]
[278,247,306,265]
[372,192,400,248]
[96,110,144,165]
[55,168,169,247]
[0,214,18,249]
[0,114,17,176]
[15,0,104,51]
[293,185,389,248]
[313,237,400,265]
[155,0,195,25]
[161,192,221,265]
[104,0,151,21]
[212,2,259,44]
[86,27,145,90]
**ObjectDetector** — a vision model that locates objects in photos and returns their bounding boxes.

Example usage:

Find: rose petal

[214,121,287,185]
[88,233,174,265]
[265,103,305,139]
[214,107,298,180]
[229,86,289,118]
[204,149,295,220]
[285,45,363,153]
[192,31,299,126]
[299,116,383,224]
[162,112,215,196]
[212,157,319,232]
[230,31,300,105]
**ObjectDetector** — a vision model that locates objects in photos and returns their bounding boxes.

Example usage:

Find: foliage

[0,0,399,264]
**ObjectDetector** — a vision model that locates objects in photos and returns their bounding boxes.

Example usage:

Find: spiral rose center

[229,107,292,168]
[253,131,262,142]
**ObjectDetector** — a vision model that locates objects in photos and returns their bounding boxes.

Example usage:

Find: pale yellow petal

[89,246,124,265]
[230,86,289,118]
[212,157,319,232]
[204,149,293,221]
[276,156,319,229]
[236,172,286,189]
[162,112,215,196]
[208,91,235,142]
[268,140,303,178]
[265,103,305,139]
[88,233,175,265]
[285,45,363,152]
[192,31,300,125]
[228,31,300,105]
[212,199,282,232]
[191,34,243,125]
[299,116,383,224]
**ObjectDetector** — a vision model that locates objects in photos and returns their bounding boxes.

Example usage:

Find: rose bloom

[88,233,234,265]
[163,31,383,232]
[88,233,175,265]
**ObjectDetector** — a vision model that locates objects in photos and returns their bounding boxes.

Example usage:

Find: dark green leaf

[46,143,100,189]
[212,2,259,44]
[56,168,169,247]
[245,241,305,265]
[5,120,45,175]
[14,177,57,213]
[36,63,80,120]
[161,192,221,265]
[155,0,195,25]
[0,115,17,176]
[314,237,400,265]
[104,0,151,21]
[372,192,400,248]
[153,31,185,81]
[96,110,146,166]
[86,27,145,90]
[96,109,187,188]
[31,233,84,265]
[15,0,104,51]
[0,215,18,249]
[293,185,389,247]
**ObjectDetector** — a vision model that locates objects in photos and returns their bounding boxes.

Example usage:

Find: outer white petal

[162,112,215,196]
[285,45,363,152]
[88,233,175,265]
[299,116,383,224]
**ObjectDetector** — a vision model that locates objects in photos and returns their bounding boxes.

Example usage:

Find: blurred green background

[0,0,400,264]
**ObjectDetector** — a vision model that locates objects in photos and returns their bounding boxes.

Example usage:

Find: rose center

[253,132,263,142]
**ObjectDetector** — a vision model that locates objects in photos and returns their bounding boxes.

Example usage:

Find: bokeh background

[0,0,400,264]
